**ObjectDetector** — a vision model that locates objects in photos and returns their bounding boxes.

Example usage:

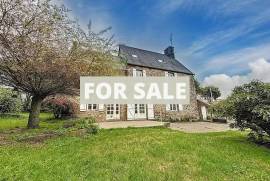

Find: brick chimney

[164,46,175,59]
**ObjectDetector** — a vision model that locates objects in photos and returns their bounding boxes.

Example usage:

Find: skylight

[132,54,138,58]
[157,59,164,63]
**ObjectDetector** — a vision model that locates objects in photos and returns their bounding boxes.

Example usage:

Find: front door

[134,104,147,119]
[201,106,207,120]
[106,104,120,120]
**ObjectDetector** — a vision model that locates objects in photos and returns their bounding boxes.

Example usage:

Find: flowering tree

[0,0,121,128]
[44,96,79,119]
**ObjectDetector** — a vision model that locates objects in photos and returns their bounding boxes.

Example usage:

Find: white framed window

[170,104,179,111]
[135,104,145,114]
[136,69,143,77]
[139,104,145,114]
[168,72,175,77]
[87,104,98,111]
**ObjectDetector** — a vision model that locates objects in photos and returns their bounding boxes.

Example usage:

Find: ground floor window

[170,104,179,111]
[135,104,145,114]
[88,104,97,111]
[139,104,145,113]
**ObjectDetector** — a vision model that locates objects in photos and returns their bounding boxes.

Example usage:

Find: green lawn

[0,114,270,180]
[0,113,63,131]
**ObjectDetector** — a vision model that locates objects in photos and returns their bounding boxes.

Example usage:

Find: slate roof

[119,44,193,75]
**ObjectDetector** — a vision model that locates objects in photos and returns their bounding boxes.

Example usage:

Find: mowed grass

[0,113,63,131]
[0,114,270,180]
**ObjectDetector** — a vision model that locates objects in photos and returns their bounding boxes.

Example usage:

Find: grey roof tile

[119,44,193,75]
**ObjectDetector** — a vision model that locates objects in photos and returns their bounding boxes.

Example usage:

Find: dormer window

[132,54,138,58]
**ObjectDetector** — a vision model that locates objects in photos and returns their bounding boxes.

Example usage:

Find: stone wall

[127,65,199,120]
[79,110,106,122]
[78,65,199,121]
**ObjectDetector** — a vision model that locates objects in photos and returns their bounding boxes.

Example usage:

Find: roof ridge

[119,44,169,58]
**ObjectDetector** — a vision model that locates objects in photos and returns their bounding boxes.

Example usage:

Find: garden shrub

[75,117,96,128]
[228,81,270,144]
[209,100,232,119]
[44,96,79,119]
[0,88,22,113]
[163,116,194,122]
[85,124,99,134]
[75,117,99,134]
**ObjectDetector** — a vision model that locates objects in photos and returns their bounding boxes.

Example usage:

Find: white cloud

[156,0,259,16]
[202,43,270,74]
[203,58,270,98]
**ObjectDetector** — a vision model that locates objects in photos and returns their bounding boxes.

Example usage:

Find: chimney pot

[164,46,175,59]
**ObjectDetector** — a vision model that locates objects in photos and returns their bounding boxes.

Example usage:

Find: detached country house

[79,45,199,121]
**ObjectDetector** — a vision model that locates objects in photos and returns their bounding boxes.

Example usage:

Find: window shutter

[147,104,154,119]
[98,104,104,111]
[80,104,87,112]
[164,71,170,111]
[127,104,135,120]
[166,104,170,111]
[165,71,168,77]
[142,70,146,77]
[132,68,136,77]
[178,104,183,111]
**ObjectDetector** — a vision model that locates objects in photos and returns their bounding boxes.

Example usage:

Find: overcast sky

[53,0,270,97]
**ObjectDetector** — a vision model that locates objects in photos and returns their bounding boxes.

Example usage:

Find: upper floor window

[168,72,175,77]
[136,69,143,77]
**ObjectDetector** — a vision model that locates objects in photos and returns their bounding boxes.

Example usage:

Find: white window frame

[87,104,98,111]
[170,104,179,111]
[135,69,143,77]
[168,72,175,77]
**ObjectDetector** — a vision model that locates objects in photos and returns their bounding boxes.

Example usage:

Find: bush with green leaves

[0,88,22,113]
[75,117,99,134]
[228,81,270,144]
[209,100,232,119]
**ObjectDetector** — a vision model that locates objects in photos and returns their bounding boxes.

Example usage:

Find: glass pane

[136,70,143,77]
[139,104,145,113]
[168,72,174,77]
[135,104,138,113]
[88,104,92,110]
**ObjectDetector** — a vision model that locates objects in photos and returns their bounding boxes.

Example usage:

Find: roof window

[157,59,164,63]
[132,54,138,58]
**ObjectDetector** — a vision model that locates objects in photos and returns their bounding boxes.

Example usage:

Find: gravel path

[169,122,232,133]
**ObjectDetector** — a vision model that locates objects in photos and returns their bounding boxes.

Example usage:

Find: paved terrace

[97,121,167,129]
[97,121,233,133]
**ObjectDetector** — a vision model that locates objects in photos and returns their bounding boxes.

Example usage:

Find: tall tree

[201,86,221,101]
[193,77,203,94]
[0,0,121,128]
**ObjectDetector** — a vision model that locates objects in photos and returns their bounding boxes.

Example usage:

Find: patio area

[169,122,233,133]
[97,120,167,129]
[97,120,233,133]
